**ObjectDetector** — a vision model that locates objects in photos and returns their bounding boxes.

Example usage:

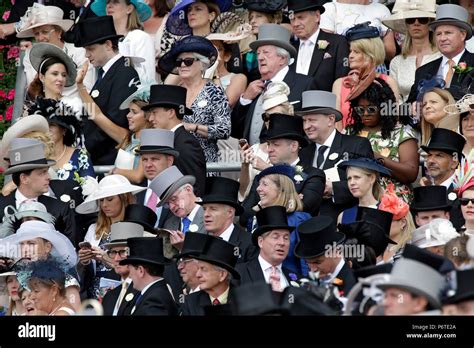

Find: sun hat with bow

[17,4,74,38]
[382,0,436,34]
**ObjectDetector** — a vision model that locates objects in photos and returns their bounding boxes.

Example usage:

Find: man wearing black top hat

[295,215,356,296]
[236,206,301,290]
[240,113,326,225]
[62,0,98,45]
[120,237,178,316]
[75,15,139,165]
[287,0,349,91]
[443,269,474,315]
[180,235,240,315]
[198,177,257,263]
[145,85,206,197]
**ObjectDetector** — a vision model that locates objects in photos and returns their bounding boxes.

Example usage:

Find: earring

[53,297,56,302]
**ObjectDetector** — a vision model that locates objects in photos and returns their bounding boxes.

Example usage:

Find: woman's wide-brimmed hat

[0,220,77,267]
[29,42,77,87]
[338,157,391,177]
[444,94,474,115]
[429,4,472,40]
[206,23,252,42]
[159,35,218,75]
[75,174,146,214]
[119,80,155,110]
[382,0,436,34]
[17,4,74,38]
[91,0,152,23]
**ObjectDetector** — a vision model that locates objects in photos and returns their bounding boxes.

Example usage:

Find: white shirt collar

[324,258,345,283]
[216,223,234,242]
[102,53,123,75]
[183,204,200,226]
[302,28,320,46]
[441,49,466,69]
[318,128,337,148]
[170,123,183,132]
[269,65,289,83]
[15,190,37,209]
[290,158,301,167]
[440,173,455,189]
[258,255,283,278]
[140,278,163,296]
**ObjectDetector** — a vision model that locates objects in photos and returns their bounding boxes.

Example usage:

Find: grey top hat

[4,138,55,175]
[149,166,196,206]
[249,24,297,58]
[429,4,472,40]
[295,91,343,121]
[377,258,445,309]
[137,129,180,157]
[103,222,146,249]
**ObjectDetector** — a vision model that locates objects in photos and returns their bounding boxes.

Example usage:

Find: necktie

[212,298,220,306]
[269,266,282,292]
[92,67,104,91]
[297,41,308,74]
[114,282,128,315]
[181,217,191,233]
[146,191,158,210]
[130,293,142,315]
[444,59,455,86]
[316,145,328,169]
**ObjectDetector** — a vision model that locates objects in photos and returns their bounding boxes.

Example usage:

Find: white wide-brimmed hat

[444,94,474,115]
[0,220,77,267]
[17,4,74,38]
[262,81,290,112]
[382,0,436,34]
[411,218,460,249]
[75,174,146,214]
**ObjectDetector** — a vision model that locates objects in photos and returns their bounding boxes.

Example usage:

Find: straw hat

[382,0,436,34]
[17,4,74,38]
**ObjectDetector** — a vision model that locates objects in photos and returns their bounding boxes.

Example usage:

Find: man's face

[20,238,52,261]
[147,107,174,129]
[128,265,144,291]
[425,150,457,182]
[383,287,428,315]
[257,45,287,80]
[196,260,227,292]
[32,25,62,46]
[267,138,297,164]
[107,245,130,276]
[415,210,450,227]
[141,153,173,180]
[443,300,474,315]
[305,255,338,279]
[258,230,290,265]
[290,10,319,41]
[22,168,51,196]
[435,24,467,58]
[177,257,199,287]
[302,114,334,143]
[165,185,195,218]
[203,203,233,235]
[85,43,109,68]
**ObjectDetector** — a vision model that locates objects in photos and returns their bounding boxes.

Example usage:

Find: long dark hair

[349,78,398,140]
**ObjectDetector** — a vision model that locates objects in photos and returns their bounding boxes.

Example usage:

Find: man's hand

[323,179,333,198]
[242,79,266,101]
[170,230,185,251]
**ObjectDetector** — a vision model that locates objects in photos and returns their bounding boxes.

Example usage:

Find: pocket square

[323,52,332,59]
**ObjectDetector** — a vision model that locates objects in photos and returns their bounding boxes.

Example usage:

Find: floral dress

[346,123,419,203]
[183,81,231,174]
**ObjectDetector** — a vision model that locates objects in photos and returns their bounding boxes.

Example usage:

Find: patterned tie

[212,298,220,306]
[181,217,191,233]
[444,59,455,86]
[316,145,328,169]
[146,191,158,210]
[269,266,282,292]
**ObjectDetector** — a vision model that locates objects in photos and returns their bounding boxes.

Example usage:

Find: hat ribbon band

[9,158,49,167]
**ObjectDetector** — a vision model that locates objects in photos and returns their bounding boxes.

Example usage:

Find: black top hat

[443,269,474,305]
[244,0,286,13]
[75,16,123,47]
[252,206,295,246]
[356,207,394,236]
[158,35,218,75]
[230,283,288,315]
[420,128,466,158]
[197,177,243,215]
[174,232,209,259]
[123,204,157,232]
[193,235,240,280]
[287,0,325,14]
[141,85,193,117]
[402,244,455,274]
[266,113,309,147]
[354,263,393,279]
[280,286,336,315]
[294,216,345,259]
[410,186,452,212]
[120,237,170,266]
[345,22,380,41]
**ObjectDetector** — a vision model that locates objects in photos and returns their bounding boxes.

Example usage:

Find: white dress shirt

[181,204,201,231]
[216,223,234,242]
[258,255,289,289]
[313,128,337,169]
[296,29,319,75]
[438,50,465,86]
[14,190,37,209]
[239,66,290,106]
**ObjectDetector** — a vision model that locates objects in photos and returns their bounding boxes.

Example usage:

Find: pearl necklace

[53,145,67,162]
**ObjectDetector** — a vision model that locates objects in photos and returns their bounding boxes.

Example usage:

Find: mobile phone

[239,139,248,147]
[79,241,92,249]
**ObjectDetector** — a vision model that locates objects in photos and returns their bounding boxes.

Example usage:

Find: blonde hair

[421,88,458,145]
[127,5,144,31]
[347,166,382,200]
[401,31,437,59]
[265,174,303,213]
[350,37,385,67]
[95,193,135,240]
[392,212,416,253]
[22,131,55,159]
[248,10,283,24]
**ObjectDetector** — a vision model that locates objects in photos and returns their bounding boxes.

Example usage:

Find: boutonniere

[288,273,298,281]
[125,293,134,302]
[290,281,300,288]
[294,174,304,183]
[448,192,457,201]
[91,90,100,98]
[332,277,344,286]
[188,224,199,232]
[317,40,329,50]
[295,165,304,174]
[453,62,474,82]
[60,194,71,203]
[329,153,339,161]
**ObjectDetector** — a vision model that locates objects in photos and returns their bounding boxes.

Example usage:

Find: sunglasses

[106,249,129,258]
[354,105,379,116]
[405,17,430,25]
[459,198,474,206]
[175,57,199,68]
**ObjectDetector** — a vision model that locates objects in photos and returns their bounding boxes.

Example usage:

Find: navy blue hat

[338,157,391,176]
[158,35,218,74]
[255,164,296,184]
[345,22,380,41]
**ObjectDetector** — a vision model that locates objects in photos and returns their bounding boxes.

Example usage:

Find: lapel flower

[317,40,329,50]
[288,273,298,281]
[125,293,134,302]
[332,277,344,286]
[328,152,339,161]
[295,165,304,174]
[60,194,71,203]
[91,90,100,98]
[188,224,199,232]
[448,192,457,201]
[290,281,300,288]
[453,62,474,82]
[294,174,304,183]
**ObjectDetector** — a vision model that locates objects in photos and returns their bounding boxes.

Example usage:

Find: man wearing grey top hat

[297,91,374,221]
[407,4,474,102]
[231,23,316,144]
[0,138,76,244]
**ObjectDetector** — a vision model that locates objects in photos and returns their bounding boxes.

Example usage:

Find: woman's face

[127,102,147,133]
[348,44,367,70]
[422,91,447,126]
[48,123,65,144]
[249,11,270,35]
[177,52,202,79]
[406,18,430,40]
[356,98,381,128]
[256,176,280,208]
[461,189,474,222]
[213,40,231,66]
[100,195,123,219]
[389,218,404,239]
[41,63,67,97]
[187,2,214,30]
[347,167,375,199]
[21,290,36,315]
[6,276,20,301]
[106,0,133,22]
[29,280,56,313]
[462,112,474,139]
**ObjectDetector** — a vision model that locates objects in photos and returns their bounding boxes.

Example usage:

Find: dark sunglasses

[354,105,379,116]
[459,198,474,206]
[175,57,198,68]
[405,17,430,25]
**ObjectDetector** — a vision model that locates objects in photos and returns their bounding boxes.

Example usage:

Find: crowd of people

[0,0,473,316]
